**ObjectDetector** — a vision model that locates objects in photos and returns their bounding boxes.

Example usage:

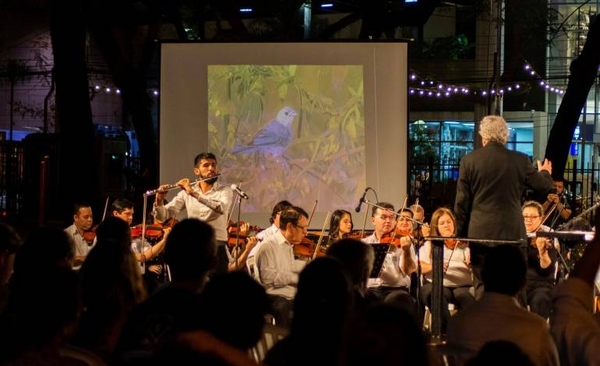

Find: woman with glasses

[419,207,474,334]
[522,200,559,319]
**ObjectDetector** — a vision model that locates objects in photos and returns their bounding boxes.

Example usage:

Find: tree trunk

[50,0,100,221]
[545,15,600,179]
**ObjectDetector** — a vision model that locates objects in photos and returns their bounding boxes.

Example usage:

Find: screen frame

[158,41,409,229]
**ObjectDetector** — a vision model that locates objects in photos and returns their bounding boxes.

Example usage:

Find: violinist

[522,200,559,319]
[111,198,171,292]
[64,202,96,268]
[419,207,474,333]
[254,206,309,328]
[227,221,259,272]
[327,209,353,244]
[409,203,430,239]
[361,202,417,318]
[248,200,293,262]
[541,177,572,230]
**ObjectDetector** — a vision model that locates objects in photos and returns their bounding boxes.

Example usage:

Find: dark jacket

[454,141,553,243]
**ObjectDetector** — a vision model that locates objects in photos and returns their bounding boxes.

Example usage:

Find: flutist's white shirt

[153,182,232,242]
[362,233,415,289]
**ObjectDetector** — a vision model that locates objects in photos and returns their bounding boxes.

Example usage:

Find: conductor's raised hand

[537,158,552,174]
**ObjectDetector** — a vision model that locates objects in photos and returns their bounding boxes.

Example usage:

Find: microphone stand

[412,221,425,325]
[232,193,243,270]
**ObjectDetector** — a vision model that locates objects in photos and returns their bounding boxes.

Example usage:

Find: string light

[524,63,565,95]
[90,65,563,101]
[89,84,159,98]
[409,62,565,99]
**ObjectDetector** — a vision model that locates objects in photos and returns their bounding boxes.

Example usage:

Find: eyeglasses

[376,215,396,221]
[523,215,540,220]
[293,223,308,231]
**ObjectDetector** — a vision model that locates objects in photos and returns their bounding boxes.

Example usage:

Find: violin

[82,226,97,245]
[294,209,330,261]
[444,239,459,250]
[294,236,325,259]
[227,221,262,248]
[380,229,412,246]
[130,223,165,243]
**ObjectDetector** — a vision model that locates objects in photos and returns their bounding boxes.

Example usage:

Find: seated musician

[361,202,418,321]
[227,221,259,272]
[419,207,474,333]
[254,206,308,329]
[64,202,96,269]
[247,200,293,264]
[111,198,170,293]
[522,200,559,319]
[327,209,354,246]
[409,203,430,240]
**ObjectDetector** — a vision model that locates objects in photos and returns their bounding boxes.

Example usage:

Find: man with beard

[154,152,233,274]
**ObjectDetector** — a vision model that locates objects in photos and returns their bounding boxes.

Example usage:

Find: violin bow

[102,196,110,221]
[390,195,409,239]
[311,211,331,261]
[307,200,318,227]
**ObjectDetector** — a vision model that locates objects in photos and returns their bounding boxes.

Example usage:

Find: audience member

[0,222,22,314]
[550,209,600,365]
[75,216,147,361]
[264,256,355,366]
[0,227,94,364]
[115,218,217,362]
[339,302,429,366]
[326,237,374,313]
[447,244,559,366]
[465,340,535,366]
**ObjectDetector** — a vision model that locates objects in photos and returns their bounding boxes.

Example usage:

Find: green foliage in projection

[207,64,365,211]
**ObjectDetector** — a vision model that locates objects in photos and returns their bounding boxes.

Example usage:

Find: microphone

[355,188,369,213]
[231,184,249,200]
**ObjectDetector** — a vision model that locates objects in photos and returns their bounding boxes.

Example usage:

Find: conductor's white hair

[479,115,509,144]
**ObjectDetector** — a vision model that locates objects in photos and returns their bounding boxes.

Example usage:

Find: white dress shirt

[420,241,472,287]
[255,229,304,300]
[362,233,416,289]
[153,182,233,242]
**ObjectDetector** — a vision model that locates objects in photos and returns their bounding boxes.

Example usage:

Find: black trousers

[215,242,229,275]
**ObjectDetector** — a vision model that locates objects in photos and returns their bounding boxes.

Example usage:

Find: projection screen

[159,42,408,229]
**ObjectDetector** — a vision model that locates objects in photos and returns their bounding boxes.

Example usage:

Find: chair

[250,323,289,362]
[246,256,261,283]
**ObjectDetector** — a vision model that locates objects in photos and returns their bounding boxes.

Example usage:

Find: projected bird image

[231,106,297,159]
[208,64,365,213]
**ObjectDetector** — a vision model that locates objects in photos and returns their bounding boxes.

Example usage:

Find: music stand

[425,236,524,344]
[369,243,391,278]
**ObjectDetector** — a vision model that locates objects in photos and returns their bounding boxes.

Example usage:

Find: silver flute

[144,174,221,196]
